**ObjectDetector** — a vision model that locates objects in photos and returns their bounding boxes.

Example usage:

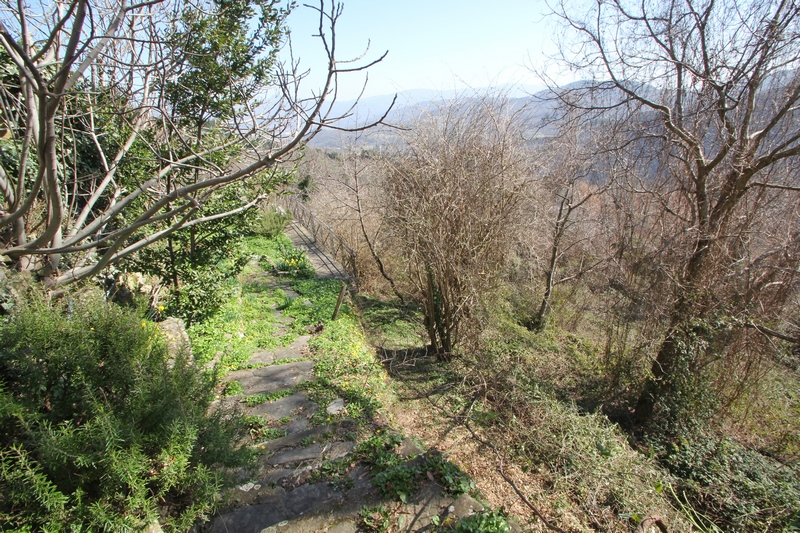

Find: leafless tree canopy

[550,0,800,423]
[0,0,388,287]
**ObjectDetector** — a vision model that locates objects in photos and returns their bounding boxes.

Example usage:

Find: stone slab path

[201,234,514,533]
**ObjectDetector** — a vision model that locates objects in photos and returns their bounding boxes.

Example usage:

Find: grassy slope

[188,232,799,531]
[357,295,702,532]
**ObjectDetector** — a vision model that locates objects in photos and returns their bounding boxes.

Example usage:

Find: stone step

[254,424,333,452]
[210,470,378,533]
[267,443,323,467]
[248,335,311,365]
[247,392,316,421]
[224,360,315,396]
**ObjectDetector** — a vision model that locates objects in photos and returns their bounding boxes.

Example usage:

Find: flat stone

[326,398,345,415]
[226,361,314,397]
[156,318,192,364]
[238,482,261,492]
[210,503,287,533]
[267,443,323,466]
[284,482,344,517]
[248,392,312,420]
[399,482,452,531]
[254,425,331,452]
[283,289,300,299]
[259,521,289,533]
[326,441,355,461]
[398,437,424,458]
[261,468,294,485]
[328,522,358,533]
[285,416,311,435]
[248,350,276,365]
[447,493,484,519]
[269,336,312,362]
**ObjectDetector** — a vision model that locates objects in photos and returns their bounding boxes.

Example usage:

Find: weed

[309,457,355,490]
[357,295,426,350]
[355,432,422,502]
[241,388,296,407]
[373,463,421,503]
[276,247,315,278]
[243,414,293,441]
[423,453,474,495]
[359,504,393,533]
[661,435,800,531]
[356,432,404,470]
[222,381,244,397]
[449,509,513,533]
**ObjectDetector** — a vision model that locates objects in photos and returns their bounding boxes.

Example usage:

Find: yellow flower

[157,305,165,312]
[141,321,147,328]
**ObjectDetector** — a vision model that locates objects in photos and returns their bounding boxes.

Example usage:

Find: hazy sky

[282,0,566,101]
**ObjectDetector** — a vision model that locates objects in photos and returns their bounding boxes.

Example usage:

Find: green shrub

[423,452,474,495]
[359,504,392,533]
[373,463,420,503]
[0,294,249,532]
[355,432,422,503]
[136,225,251,326]
[251,205,291,238]
[663,435,800,531]
[276,247,315,279]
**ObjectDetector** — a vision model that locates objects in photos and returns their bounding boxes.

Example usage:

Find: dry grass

[378,347,692,533]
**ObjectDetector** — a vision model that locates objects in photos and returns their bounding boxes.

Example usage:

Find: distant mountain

[308,81,630,149]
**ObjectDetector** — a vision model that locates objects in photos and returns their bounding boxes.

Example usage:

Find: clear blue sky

[282,0,565,101]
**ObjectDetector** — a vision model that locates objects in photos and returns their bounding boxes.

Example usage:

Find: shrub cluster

[0,293,248,532]
[663,435,800,531]
[251,205,292,238]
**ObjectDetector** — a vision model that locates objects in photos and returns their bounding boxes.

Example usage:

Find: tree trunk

[633,237,713,426]
[633,322,680,424]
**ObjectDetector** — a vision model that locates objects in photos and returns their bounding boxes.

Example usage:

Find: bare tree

[385,95,530,358]
[309,140,405,301]
[0,0,388,287]
[526,122,610,331]
[550,0,800,426]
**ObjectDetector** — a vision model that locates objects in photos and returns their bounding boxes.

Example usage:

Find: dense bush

[251,205,292,238]
[0,294,248,532]
[663,435,800,531]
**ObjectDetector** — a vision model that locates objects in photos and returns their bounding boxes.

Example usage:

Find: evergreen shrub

[0,294,248,532]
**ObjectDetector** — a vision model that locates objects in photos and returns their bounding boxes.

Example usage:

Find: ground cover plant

[0,291,248,532]
[358,293,697,532]
[187,235,297,369]
[177,229,519,530]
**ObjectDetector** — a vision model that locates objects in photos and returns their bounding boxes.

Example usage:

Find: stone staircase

[201,244,515,532]
[204,315,491,532]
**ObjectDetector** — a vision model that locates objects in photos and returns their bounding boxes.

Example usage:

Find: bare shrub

[384,95,530,357]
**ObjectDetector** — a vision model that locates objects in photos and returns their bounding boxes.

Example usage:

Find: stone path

[284,221,345,280]
[202,238,510,533]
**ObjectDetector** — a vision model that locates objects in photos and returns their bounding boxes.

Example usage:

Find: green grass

[188,234,329,369]
[357,295,426,349]
[188,275,285,368]
[301,317,389,428]
[244,415,289,441]
[241,388,296,407]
